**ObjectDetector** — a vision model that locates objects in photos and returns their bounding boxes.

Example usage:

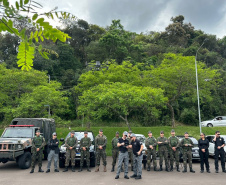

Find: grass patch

[1,126,225,156]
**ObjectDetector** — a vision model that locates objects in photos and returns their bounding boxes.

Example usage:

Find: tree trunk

[119,115,131,131]
[167,103,175,128]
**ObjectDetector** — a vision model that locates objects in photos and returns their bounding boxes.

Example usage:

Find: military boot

[95,165,99,172]
[63,167,68,172]
[170,165,173,171]
[46,169,50,173]
[87,166,91,172]
[72,166,75,172]
[176,165,180,172]
[104,165,107,172]
[78,167,82,172]
[190,167,195,173]
[30,168,34,173]
[38,167,44,172]
[111,165,115,172]
[147,166,151,171]
[159,165,163,171]
[165,166,170,172]
[182,167,187,173]
[154,166,157,171]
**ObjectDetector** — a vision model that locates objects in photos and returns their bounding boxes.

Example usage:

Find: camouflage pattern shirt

[145,136,157,151]
[168,136,180,148]
[32,135,45,149]
[65,136,78,149]
[180,138,194,152]
[111,137,119,151]
[80,137,91,150]
[95,134,107,149]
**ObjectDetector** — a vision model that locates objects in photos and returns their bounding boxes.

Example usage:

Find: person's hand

[36,148,40,152]
[201,149,205,152]
[129,145,132,148]
[172,147,176,151]
[217,146,221,149]
[158,142,162,144]
[56,142,58,144]
[137,151,141,155]
[185,144,188,146]
[121,142,125,146]
[99,146,103,150]
[149,145,153,149]
[69,147,73,150]
[83,147,86,151]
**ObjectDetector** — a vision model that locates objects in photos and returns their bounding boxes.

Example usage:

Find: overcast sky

[23,0,226,38]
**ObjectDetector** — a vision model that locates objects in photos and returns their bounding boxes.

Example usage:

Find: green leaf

[24,0,29,4]
[32,13,38,21]
[40,36,44,42]
[3,0,9,7]
[29,31,33,40]
[16,1,20,10]
[36,18,44,24]
[20,0,23,7]
[38,44,42,51]
[33,30,38,38]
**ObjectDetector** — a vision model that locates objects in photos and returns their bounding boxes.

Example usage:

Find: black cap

[148,131,152,134]
[71,130,75,133]
[84,131,88,134]
[171,129,175,133]
[116,131,119,134]
[99,129,103,132]
[185,132,188,134]
[128,131,132,134]
[36,130,40,133]
[160,131,164,134]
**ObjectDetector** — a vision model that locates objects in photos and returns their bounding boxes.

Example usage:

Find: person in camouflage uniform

[180,132,195,173]
[79,131,91,172]
[63,131,78,172]
[127,131,133,171]
[145,131,157,171]
[30,130,46,173]
[157,131,169,172]
[168,129,180,172]
[95,129,107,172]
[111,131,120,172]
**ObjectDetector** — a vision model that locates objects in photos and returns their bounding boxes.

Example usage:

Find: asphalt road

[0,157,226,185]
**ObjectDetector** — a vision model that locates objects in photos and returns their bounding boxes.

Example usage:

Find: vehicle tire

[59,159,65,168]
[207,123,213,127]
[18,152,31,169]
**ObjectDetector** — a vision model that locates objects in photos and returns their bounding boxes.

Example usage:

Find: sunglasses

[200,135,204,136]
[53,135,57,136]
[217,134,221,135]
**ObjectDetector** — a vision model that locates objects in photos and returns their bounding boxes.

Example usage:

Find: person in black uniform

[213,131,226,173]
[198,133,210,173]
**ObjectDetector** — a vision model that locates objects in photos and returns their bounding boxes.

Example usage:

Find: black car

[59,131,95,168]
[177,136,200,161]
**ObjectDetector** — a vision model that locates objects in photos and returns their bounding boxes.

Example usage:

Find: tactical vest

[112,137,119,150]
[96,135,107,146]
[169,136,178,147]
[81,137,91,147]
[181,138,192,151]
[67,137,76,147]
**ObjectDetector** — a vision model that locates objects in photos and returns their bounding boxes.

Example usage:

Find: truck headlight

[17,145,22,149]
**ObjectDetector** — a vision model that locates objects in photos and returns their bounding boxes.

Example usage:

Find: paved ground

[0,157,226,185]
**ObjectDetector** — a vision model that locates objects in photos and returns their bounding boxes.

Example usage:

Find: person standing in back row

[30,130,46,173]
[145,131,157,171]
[198,133,210,173]
[180,132,195,173]
[63,131,78,172]
[168,129,180,172]
[95,129,107,172]
[79,131,91,172]
[46,132,59,173]
[111,131,120,172]
[213,131,226,173]
[157,131,169,172]
[127,131,134,171]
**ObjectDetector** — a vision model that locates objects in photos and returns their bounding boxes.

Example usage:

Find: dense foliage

[0,10,225,127]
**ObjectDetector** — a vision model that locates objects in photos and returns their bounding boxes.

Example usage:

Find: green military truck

[0,118,56,169]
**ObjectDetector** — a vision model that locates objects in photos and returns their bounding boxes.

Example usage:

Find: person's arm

[39,137,46,150]
[153,138,157,147]
[102,137,107,148]
[189,139,194,147]
[31,138,36,149]
[168,137,172,147]
[145,139,149,148]
[80,138,83,149]
[65,138,70,149]
[164,137,169,145]
[157,137,163,145]
[72,137,78,149]
[175,137,180,148]
[52,139,59,147]
[198,139,201,149]
[221,138,225,148]
[112,138,114,148]
[206,139,209,149]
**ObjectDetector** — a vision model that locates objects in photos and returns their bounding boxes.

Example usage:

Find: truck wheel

[207,123,213,127]
[59,159,65,168]
[18,152,31,169]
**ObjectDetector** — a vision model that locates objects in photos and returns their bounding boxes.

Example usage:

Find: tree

[0,0,75,70]
[146,53,220,127]
[77,82,167,130]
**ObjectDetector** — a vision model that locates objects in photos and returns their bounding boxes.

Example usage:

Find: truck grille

[0,144,14,151]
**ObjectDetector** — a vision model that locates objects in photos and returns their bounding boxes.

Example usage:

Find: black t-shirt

[198,138,209,150]
[131,139,142,156]
[118,137,129,153]
[213,137,225,150]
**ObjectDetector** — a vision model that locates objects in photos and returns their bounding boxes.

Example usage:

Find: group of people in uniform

[29,128,226,179]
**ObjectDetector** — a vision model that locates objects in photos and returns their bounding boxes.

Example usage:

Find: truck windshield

[1,128,33,138]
